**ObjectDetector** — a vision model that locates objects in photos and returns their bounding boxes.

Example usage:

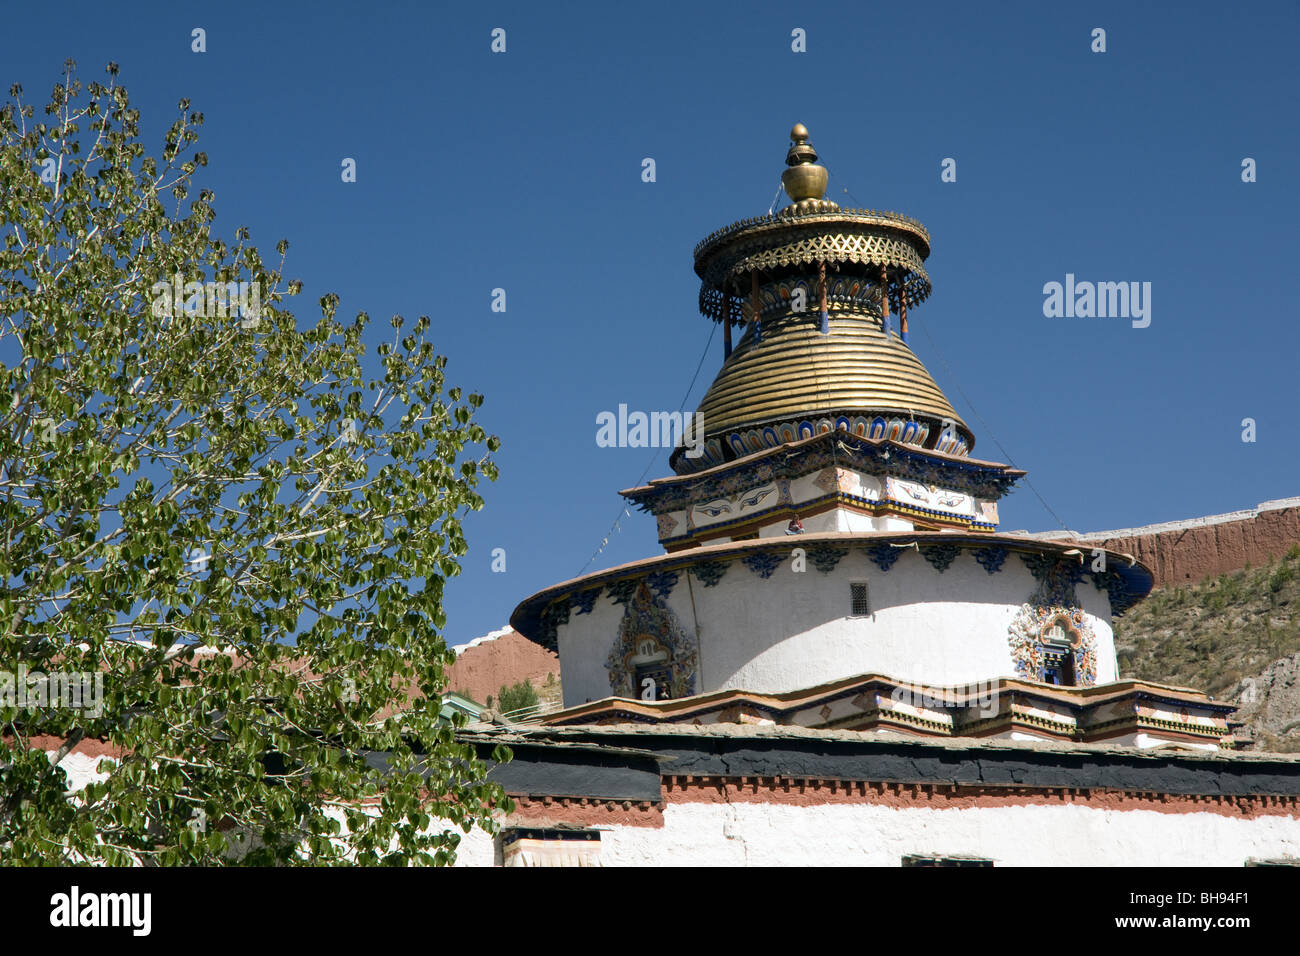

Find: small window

[1039,615,1080,686]
[1041,647,1075,686]
[630,637,670,701]
[850,582,871,616]
[634,662,673,701]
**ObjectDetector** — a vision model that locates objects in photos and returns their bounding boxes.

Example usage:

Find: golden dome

[689,311,968,452]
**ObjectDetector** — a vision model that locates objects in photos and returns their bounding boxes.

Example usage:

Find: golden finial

[781,123,830,205]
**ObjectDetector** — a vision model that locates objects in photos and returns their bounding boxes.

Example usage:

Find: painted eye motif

[697,501,731,518]
[902,484,928,502]
[740,489,773,509]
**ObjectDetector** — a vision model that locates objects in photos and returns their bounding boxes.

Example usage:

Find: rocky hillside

[1114,545,1300,750]
[1229,653,1300,752]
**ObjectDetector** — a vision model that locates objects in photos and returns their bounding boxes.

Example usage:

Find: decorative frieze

[741,272,883,322]
[572,587,601,616]
[806,543,849,574]
[634,430,1021,507]
[606,578,641,607]
[545,672,1233,750]
[1021,553,1085,607]
[1092,570,1129,614]
[605,582,699,701]
[537,598,572,649]
[973,546,1008,575]
[742,552,784,579]
[1007,604,1099,688]
[921,544,960,573]
[865,543,904,572]
[694,216,932,319]
[722,414,934,464]
[690,560,729,588]
[646,570,679,600]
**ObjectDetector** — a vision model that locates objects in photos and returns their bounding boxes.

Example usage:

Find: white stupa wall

[555,548,1117,706]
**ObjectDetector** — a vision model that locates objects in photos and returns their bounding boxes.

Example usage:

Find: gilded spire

[781,123,835,211]
[785,123,818,167]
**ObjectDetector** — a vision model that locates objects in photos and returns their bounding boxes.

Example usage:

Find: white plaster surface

[556,548,1116,705]
[457,802,1300,867]
[54,750,113,790]
[451,826,497,867]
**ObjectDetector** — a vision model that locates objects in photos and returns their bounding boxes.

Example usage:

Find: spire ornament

[780,123,838,214]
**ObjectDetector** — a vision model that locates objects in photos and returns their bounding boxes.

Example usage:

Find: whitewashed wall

[556,548,1117,705]
[55,751,113,790]
[455,801,1300,867]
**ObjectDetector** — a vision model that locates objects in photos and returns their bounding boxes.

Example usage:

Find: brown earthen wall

[1089,505,1300,588]
[446,628,560,705]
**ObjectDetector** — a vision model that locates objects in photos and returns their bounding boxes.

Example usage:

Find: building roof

[537,670,1236,728]
[464,719,1300,763]
[455,721,1300,805]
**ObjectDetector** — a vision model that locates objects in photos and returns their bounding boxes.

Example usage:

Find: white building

[473,125,1300,865]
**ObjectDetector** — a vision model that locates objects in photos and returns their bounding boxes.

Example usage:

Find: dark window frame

[850,581,871,616]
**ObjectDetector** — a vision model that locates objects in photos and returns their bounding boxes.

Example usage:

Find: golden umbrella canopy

[673,125,972,473]
[694,311,965,437]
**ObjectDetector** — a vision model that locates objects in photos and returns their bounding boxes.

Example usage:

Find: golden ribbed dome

[687,310,969,456]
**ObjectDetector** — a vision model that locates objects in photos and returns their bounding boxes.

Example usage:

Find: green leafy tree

[497,680,539,715]
[0,61,509,865]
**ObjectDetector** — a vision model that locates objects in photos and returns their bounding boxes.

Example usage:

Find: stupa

[510,125,1232,749]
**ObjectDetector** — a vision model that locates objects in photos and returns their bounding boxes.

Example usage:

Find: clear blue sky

[7,0,1298,647]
